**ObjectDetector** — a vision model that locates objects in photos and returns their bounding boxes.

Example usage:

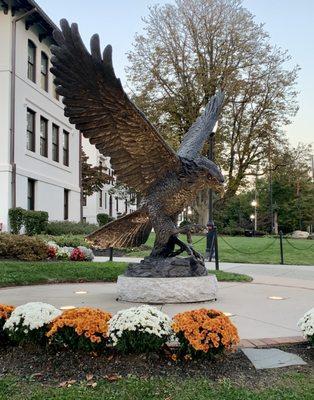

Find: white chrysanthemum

[298,308,314,339]
[46,241,59,250]
[108,305,172,346]
[4,302,61,332]
[57,247,72,259]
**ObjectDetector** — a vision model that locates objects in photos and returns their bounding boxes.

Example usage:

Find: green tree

[81,150,112,197]
[127,0,299,223]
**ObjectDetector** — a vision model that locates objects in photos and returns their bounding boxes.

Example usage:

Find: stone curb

[239,336,307,348]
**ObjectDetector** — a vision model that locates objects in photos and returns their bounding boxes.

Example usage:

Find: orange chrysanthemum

[172,308,239,354]
[0,304,15,320]
[47,307,112,344]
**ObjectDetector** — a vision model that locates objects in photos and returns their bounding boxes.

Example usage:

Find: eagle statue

[51,20,224,275]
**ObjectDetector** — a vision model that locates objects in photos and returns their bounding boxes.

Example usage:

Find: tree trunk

[192,190,209,225]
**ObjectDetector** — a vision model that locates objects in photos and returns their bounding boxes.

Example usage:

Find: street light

[206,121,219,270]
[250,199,258,232]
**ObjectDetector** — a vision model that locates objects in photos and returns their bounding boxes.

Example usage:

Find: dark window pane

[52,124,59,162]
[63,131,69,166]
[26,109,35,152]
[64,189,69,220]
[27,40,36,82]
[40,52,48,91]
[40,117,48,157]
[99,190,103,207]
[27,179,35,210]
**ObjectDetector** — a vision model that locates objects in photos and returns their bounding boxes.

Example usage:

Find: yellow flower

[172,308,239,354]
[46,307,112,345]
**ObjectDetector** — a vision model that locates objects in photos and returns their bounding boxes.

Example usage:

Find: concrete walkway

[1,259,313,340]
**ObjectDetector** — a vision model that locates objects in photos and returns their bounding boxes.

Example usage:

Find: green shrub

[23,210,48,235]
[45,221,98,236]
[8,207,25,234]
[97,213,114,226]
[42,234,88,247]
[0,233,48,261]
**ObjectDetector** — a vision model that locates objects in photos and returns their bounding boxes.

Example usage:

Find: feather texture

[50,19,180,195]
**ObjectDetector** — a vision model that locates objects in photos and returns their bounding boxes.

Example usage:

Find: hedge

[44,221,98,236]
[0,234,48,261]
[8,208,48,235]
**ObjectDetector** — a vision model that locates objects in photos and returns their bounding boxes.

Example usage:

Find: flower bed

[1,303,244,360]
[47,307,112,351]
[298,308,314,345]
[46,240,94,261]
[4,302,61,344]
[108,305,172,353]
[172,308,239,358]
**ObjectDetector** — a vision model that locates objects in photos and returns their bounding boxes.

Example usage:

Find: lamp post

[251,199,257,232]
[208,122,218,223]
[206,122,219,270]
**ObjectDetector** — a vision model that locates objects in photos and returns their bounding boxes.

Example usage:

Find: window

[109,195,113,217]
[64,189,69,220]
[53,83,59,100]
[115,197,119,213]
[104,192,107,209]
[27,179,35,210]
[63,130,69,166]
[82,217,86,223]
[40,52,48,91]
[52,124,59,162]
[99,190,103,208]
[40,117,48,157]
[26,108,35,152]
[82,196,87,206]
[125,200,128,213]
[27,40,36,82]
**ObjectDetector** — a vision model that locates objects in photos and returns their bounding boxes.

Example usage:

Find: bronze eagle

[51,20,224,259]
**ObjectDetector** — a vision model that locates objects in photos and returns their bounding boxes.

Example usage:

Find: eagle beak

[208,161,224,185]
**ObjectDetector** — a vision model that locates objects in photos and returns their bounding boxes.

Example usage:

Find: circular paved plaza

[1,259,313,340]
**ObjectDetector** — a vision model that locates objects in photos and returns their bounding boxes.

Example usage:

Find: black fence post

[214,228,219,271]
[109,247,114,262]
[279,231,284,265]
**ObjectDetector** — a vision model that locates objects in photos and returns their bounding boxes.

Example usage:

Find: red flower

[70,248,85,261]
[47,246,57,259]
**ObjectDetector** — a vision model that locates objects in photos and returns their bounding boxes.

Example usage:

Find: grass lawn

[0,261,251,287]
[127,233,314,265]
[0,373,313,400]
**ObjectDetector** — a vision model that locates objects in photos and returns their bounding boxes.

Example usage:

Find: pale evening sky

[36,0,314,147]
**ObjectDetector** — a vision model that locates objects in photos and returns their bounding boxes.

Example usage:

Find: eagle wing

[177,91,224,159]
[50,19,180,195]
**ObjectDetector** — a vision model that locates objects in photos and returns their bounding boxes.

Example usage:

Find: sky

[36,0,313,147]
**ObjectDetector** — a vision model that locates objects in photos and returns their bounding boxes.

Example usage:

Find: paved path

[1,259,313,340]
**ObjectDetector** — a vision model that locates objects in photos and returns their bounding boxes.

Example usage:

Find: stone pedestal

[117,275,218,304]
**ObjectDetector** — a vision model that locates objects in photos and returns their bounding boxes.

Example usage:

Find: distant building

[0,1,81,231]
[82,137,137,224]
[0,0,135,232]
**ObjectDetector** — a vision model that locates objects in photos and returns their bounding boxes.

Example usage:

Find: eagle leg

[171,236,204,261]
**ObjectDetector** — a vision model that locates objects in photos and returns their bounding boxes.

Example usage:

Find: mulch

[0,343,313,388]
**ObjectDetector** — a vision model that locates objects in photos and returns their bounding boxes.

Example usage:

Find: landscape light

[187,207,193,215]
[250,214,255,220]
[268,296,285,300]
[251,200,257,207]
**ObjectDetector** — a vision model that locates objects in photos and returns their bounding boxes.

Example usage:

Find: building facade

[0,0,136,231]
[82,137,137,224]
[0,1,81,231]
